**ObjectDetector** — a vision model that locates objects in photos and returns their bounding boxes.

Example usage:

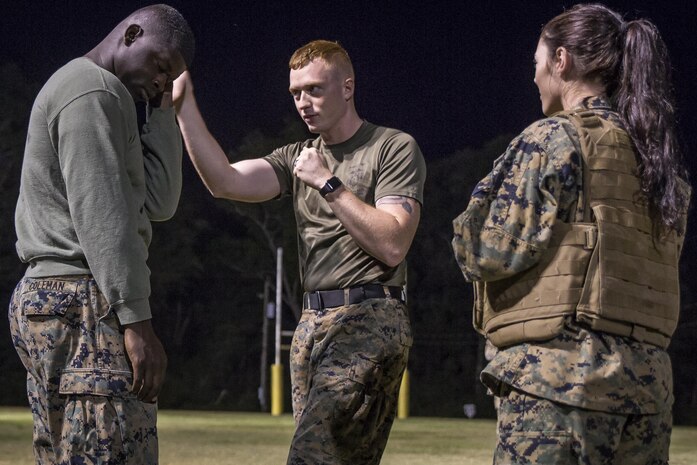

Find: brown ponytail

[542,4,689,234]
[615,19,689,234]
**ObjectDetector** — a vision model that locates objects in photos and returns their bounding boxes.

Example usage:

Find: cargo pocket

[347,355,382,421]
[21,284,77,318]
[496,389,575,463]
[59,368,133,398]
[18,283,81,364]
[329,354,384,454]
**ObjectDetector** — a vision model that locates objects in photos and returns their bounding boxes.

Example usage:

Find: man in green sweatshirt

[8,5,194,464]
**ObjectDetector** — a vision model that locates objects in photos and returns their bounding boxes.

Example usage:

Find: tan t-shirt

[264,121,426,291]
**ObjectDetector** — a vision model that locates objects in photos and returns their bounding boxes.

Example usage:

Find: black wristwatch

[319,176,343,198]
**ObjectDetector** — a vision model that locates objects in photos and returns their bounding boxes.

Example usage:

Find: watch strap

[319,176,342,198]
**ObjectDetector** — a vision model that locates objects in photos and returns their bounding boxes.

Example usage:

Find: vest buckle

[584,227,597,249]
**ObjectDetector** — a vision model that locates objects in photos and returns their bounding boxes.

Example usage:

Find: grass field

[2,407,696,464]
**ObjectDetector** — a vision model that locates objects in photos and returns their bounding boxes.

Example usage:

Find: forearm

[326,188,419,267]
[71,177,152,324]
[176,94,279,202]
[453,208,541,282]
[176,95,238,197]
[453,131,569,282]
[141,107,183,220]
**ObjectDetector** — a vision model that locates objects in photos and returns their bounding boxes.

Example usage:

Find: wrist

[319,176,343,198]
[174,91,196,116]
[123,319,153,332]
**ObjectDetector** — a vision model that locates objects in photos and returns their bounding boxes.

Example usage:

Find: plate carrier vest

[474,110,685,349]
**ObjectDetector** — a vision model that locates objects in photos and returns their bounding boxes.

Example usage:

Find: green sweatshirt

[15,57,182,324]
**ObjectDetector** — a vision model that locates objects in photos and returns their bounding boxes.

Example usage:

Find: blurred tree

[0,63,38,406]
[149,116,309,408]
[407,135,511,417]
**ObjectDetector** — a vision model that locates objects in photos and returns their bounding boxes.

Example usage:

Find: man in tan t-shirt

[174,40,426,464]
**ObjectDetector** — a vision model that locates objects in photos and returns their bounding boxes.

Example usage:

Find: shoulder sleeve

[140,107,183,221]
[452,118,582,282]
[52,90,151,323]
[375,131,426,204]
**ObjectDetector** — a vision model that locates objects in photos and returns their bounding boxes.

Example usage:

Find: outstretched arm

[294,147,420,267]
[172,71,280,202]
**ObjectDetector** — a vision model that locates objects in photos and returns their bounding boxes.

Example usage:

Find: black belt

[303,284,404,310]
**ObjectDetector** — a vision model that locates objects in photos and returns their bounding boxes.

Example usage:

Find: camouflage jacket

[452,97,672,414]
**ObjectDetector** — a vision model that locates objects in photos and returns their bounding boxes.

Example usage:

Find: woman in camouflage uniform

[453,4,690,464]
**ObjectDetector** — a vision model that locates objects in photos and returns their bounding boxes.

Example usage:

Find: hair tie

[620,20,630,35]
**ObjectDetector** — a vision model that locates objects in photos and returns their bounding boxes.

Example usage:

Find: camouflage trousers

[287,297,412,465]
[8,276,158,465]
[494,387,672,465]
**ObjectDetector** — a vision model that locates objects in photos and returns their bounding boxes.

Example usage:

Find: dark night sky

[2,1,696,263]
[3,0,696,165]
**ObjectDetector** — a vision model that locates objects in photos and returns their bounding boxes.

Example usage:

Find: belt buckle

[344,288,351,306]
[304,292,319,310]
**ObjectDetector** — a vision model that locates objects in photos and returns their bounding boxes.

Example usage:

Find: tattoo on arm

[377,195,414,214]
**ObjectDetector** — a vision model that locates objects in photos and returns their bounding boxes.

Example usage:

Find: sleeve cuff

[112,298,152,325]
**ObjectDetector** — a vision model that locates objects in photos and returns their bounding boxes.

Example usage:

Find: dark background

[1,1,695,422]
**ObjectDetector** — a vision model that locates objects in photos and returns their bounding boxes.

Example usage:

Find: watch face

[321,176,342,197]
[327,176,342,190]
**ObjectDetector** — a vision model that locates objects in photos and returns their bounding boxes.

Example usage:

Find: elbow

[157,201,179,220]
[383,257,403,268]
[150,210,176,222]
[381,246,408,268]
[146,199,180,222]
[377,231,415,267]
[207,183,233,200]
[209,187,227,199]
[205,173,241,200]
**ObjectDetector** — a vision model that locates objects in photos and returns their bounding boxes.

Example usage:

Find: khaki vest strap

[594,205,654,234]
[591,172,641,199]
[602,233,677,267]
[586,157,635,172]
[599,278,680,319]
[516,289,585,310]
[571,110,603,127]
[548,224,596,247]
[603,252,680,292]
